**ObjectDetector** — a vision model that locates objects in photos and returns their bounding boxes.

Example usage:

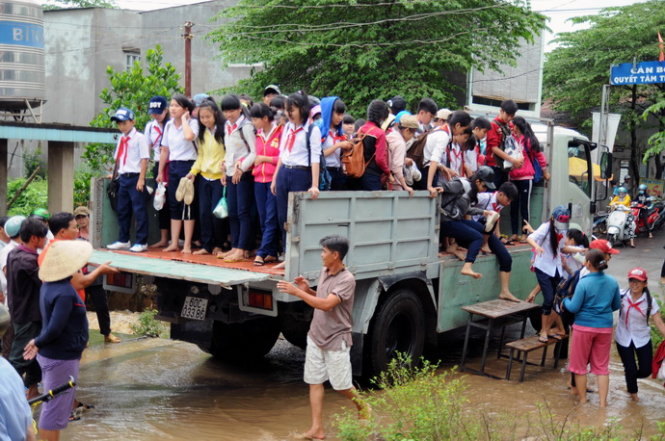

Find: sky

[114,0,650,51]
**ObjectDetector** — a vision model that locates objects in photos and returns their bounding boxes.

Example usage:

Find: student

[447,126,471,178]
[106,107,150,253]
[347,100,391,191]
[387,95,407,115]
[186,100,226,256]
[270,95,288,127]
[472,181,518,252]
[158,94,199,254]
[319,96,350,191]
[263,84,281,106]
[342,114,355,140]
[470,117,491,168]
[144,96,170,248]
[485,99,521,189]
[615,267,665,402]
[415,98,437,134]
[434,166,518,301]
[386,114,419,195]
[508,116,550,243]
[526,206,571,343]
[561,229,588,277]
[6,217,48,400]
[426,111,472,197]
[563,249,622,407]
[271,92,322,268]
[609,186,636,247]
[277,235,369,440]
[0,216,25,307]
[218,95,256,262]
[250,103,283,266]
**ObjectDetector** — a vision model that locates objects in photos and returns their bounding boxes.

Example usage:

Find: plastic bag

[213,187,228,219]
[153,182,166,211]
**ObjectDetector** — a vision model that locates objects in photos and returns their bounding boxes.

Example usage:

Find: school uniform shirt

[423,126,450,168]
[189,128,225,180]
[253,124,283,183]
[471,191,505,222]
[162,119,200,162]
[279,121,322,167]
[322,129,344,168]
[224,116,256,176]
[445,142,465,176]
[113,127,150,175]
[615,289,660,348]
[527,222,565,277]
[144,119,165,162]
[465,146,479,173]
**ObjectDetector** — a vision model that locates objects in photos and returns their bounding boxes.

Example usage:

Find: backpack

[306,124,332,191]
[496,122,520,170]
[439,177,472,220]
[341,130,372,178]
[406,130,430,171]
[523,137,543,184]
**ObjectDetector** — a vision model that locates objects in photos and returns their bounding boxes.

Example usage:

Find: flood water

[63,239,665,440]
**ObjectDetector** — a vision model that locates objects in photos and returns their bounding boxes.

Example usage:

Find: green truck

[88,122,609,377]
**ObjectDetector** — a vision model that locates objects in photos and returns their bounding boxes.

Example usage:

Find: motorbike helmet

[473,166,496,190]
[31,208,50,220]
[551,205,571,230]
[617,186,627,195]
[638,184,648,193]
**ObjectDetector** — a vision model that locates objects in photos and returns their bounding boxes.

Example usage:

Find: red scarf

[286,126,303,152]
[116,135,130,165]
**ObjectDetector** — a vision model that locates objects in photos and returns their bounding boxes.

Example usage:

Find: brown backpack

[406,130,430,170]
[341,130,375,178]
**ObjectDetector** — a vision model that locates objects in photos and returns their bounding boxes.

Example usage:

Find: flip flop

[548,334,565,341]
[538,335,549,343]
[253,257,265,266]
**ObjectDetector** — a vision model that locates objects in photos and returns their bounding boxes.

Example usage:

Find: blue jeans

[328,167,347,190]
[198,177,224,252]
[117,173,149,244]
[168,160,195,220]
[255,181,280,258]
[535,268,560,315]
[276,167,312,245]
[441,219,512,271]
[226,172,254,250]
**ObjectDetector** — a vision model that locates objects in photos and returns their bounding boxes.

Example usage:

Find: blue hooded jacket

[318,96,343,143]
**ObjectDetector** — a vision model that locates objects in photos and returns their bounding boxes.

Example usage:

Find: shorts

[568,324,613,376]
[37,354,80,431]
[304,335,353,390]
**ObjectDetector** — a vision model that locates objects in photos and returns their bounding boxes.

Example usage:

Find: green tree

[42,0,116,10]
[209,0,546,115]
[84,45,183,172]
[543,1,665,179]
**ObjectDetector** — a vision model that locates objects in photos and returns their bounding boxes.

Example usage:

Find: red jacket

[652,340,665,384]
[509,135,548,180]
[485,117,512,168]
[360,121,390,175]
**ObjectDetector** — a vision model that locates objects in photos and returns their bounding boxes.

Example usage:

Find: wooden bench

[504,335,568,382]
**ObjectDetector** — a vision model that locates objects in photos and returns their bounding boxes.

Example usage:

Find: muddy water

[62,323,665,441]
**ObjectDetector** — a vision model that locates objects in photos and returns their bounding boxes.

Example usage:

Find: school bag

[553,268,582,323]
[523,137,543,183]
[406,130,430,171]
[341,130,372,178]
[438,177,472,220]
[306,124,332,190]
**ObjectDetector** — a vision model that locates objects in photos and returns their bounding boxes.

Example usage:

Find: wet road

[62,236,665,440]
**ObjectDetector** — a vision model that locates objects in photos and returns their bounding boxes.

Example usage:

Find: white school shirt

[615,288,660,348]
[528,222,565,277]
[471,191,505,222]
[279,122,322,167]
[423,127,450,168]
[446,142,465,176]
[322,130,341,168]
[113,128,150,175]
[144,119,165,161]
[224,115,256,176]
[162,119,200,161]
[465,148,479,173]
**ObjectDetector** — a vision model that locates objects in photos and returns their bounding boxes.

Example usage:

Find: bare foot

[499,292,521,302]
[212,247,222,255]
[223,251,245,262]
[295,429,325,440]
[480,245,491,254]
[217,248,236,259]
[460,267,482,279]
[163,244,179,252]
[630,393,639,402]
[150,240,169,248]
[193,249,210,255]
[274,261,286,269]
[182,247,192,254]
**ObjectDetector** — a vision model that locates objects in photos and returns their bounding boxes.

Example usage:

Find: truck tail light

[248,290,273,310]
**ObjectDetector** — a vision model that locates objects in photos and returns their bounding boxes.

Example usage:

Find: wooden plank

[461,299,540,319]
[505,335,568,352]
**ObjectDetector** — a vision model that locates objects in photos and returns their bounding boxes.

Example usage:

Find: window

[123,49,140,71]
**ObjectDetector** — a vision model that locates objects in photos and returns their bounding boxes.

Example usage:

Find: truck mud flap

[170,320,214,353]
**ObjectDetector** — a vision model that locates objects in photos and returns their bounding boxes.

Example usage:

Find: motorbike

[606,204,632,246]
[592,210,609,238]
[632,200,663,236]
[649,198,665,232]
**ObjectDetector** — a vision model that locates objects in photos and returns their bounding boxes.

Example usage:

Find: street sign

[610,60,665,85]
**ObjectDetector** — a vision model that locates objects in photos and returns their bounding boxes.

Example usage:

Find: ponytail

[549,218,559,258]
[586,248,608,271]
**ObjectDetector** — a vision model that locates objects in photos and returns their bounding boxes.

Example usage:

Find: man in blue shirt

[0,303,35,441]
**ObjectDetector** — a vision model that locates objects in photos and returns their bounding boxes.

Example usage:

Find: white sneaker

[484,212,500,233]
[107,241,130,250]
[129,243,148,253]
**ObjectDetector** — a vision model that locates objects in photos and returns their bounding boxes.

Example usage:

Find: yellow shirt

[610,194,631,208]
[189,129,225,180]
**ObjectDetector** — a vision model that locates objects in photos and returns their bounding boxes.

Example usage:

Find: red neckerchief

[116,135,130,165]
[151,124,162,148]
[624,295,646,327]
[226,122,237,135]
[286,126,303,152]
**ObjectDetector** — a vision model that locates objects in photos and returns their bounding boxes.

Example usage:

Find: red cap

[627,267,648,282]
[589,239,620,255]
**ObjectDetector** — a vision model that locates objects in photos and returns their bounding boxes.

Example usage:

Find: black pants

[510,179,532,235]
[153,162,171,230]
[10,321,42,387]
[616,340,653,394]
[87,285,111,336]
[491,166,507,190]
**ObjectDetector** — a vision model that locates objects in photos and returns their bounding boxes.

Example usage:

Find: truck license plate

[180,296,208,320]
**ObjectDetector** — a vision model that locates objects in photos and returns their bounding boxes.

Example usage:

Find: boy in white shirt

[472,182,517,253]
[107,107,150,253]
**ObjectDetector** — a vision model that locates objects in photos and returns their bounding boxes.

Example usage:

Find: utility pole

[183,21,194,97]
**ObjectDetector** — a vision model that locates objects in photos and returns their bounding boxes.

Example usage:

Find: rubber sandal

[538,335,549,343]
[253,257,265,266]
[263,255,278,264]
[548,334,563,341]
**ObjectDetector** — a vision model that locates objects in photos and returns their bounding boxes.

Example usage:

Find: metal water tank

[0,0,44,110]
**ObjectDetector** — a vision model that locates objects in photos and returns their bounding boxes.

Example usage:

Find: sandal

[253,256,265,266]
[538,335,549,343]
[548,334,563,341]
[263,255,278,264]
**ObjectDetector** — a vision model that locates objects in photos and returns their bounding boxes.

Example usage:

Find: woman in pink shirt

[250,103,284,266]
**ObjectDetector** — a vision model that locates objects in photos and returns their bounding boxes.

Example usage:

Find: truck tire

[367,289,425,378]
[280,318,309,349]
[209,317,280,362]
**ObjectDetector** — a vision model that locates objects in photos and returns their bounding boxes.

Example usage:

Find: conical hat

[39,240,93,282]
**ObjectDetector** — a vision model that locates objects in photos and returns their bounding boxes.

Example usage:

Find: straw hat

[39,240,93,282]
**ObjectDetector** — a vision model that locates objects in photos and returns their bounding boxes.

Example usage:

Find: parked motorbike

[648,198,665,232]
[632,200,662,236]
[592,210,609,238]
[606,204,632,246]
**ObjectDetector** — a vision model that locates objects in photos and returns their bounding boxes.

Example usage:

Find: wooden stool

[505,335,567,382]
